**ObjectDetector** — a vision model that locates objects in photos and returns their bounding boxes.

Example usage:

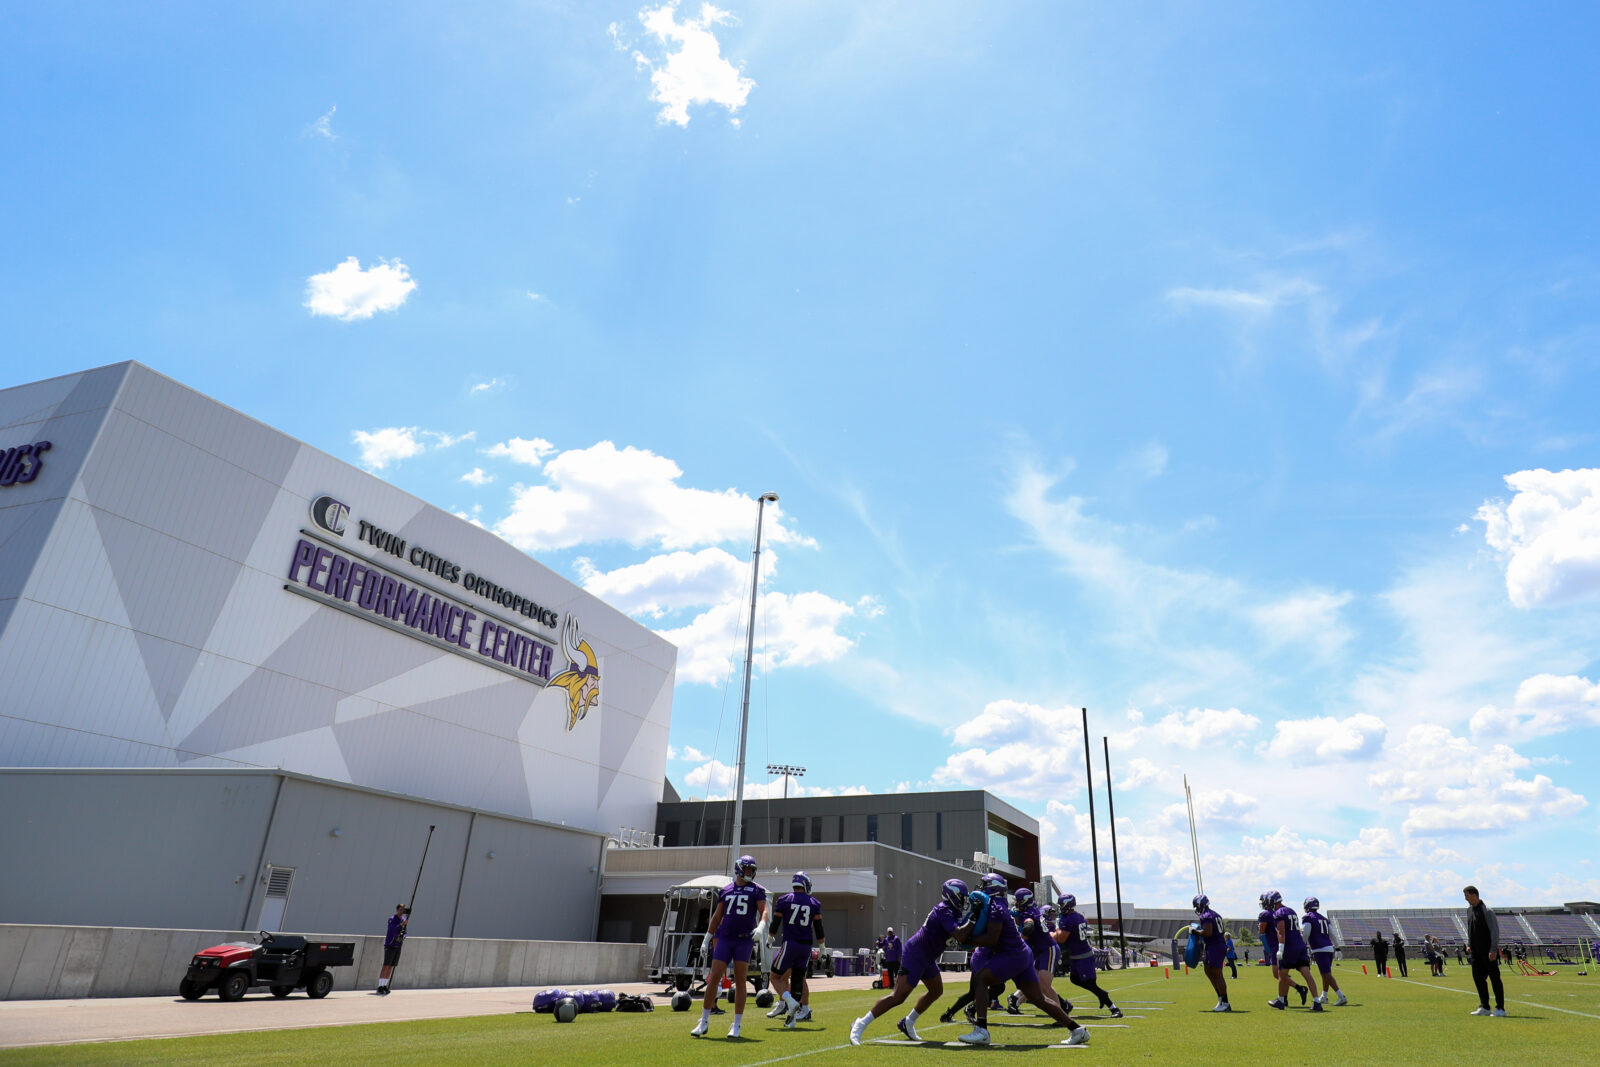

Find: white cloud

[1470,673,1600,741]
[493,441,811,553]
[461,468,493,487]
[657,590,873,685]
[1116,757,1168,790]
[304,257,416,321]
[469,378,507,396]
[306,105,337,140]
[484,436,556,467]
[629,2,755,127]
[1160,788,1259,830]
[1149,707,1260,748]
[1264,713,1387,763]
[1165,278,1319,316]
[1477,468,1600,608]
[1249,590,1353,659]
[577,547,748,618]
[1369,724,1588,835]
[351,427,473,471]
[934,701,1088,799]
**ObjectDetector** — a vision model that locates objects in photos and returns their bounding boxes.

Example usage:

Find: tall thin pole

[729,492,777,863]
[1081,708,1105,950]
[1102,738,1127,967]
[1183,776,1204,896]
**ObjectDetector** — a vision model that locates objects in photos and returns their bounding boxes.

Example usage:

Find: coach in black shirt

[1371,932,1388,975]
[1391,933,1408,977]
[1463,886,1505,1016]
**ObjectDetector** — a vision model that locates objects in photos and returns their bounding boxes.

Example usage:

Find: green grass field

[5,963,1596,1066]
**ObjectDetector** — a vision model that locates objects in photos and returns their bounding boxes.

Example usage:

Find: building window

[838,815,846,841]
[902,813,914,851]
[812,816,823,843]
[867,814,878,841]
[777,818,786,843]
[936,812,943,851]
[786,817,802,843]
[705,820,721,847]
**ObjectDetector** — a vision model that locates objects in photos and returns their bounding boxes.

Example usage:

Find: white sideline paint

[1391,976,1600,1021]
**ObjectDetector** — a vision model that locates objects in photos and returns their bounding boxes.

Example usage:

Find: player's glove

[701,933,713,958]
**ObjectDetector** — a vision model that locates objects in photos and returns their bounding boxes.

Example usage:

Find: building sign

[287,496,602,731]
[0,440,51,487]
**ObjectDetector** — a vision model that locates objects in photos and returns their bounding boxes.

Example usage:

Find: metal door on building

[257,866,295,931]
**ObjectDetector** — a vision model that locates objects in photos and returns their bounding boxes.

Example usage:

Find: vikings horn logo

[549,616,600,731]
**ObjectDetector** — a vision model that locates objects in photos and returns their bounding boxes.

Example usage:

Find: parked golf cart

[179,932,356,1001]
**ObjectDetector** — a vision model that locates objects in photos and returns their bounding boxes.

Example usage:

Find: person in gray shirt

[1463,886,1505,1017]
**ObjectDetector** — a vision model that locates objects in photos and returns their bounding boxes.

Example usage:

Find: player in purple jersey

[1301,898,1346,1006]
[1190,894,1231,1012]
[1004,887,1064,1015]
[690,854,768,1039]
[1051,893,1121,1017]
[1266,891,1321,1012]
[766,871,826,1027]
[958,874,1088,1046]
[850,879,980,1045]
[1259,892,1308,1002]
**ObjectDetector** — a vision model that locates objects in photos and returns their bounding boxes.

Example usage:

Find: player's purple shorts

[772,940,811,974]
[1068,955,1097,983]
[1279,945,1310,971]
[1205,940,1227,967]
[897,945,942,988]
[711,935,754,965]
[973,947,1036,985]
[1313,951,1334,976]
[1031,943,1057,974]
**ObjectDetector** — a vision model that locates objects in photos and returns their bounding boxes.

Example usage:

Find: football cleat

[938,1007,957,1024]
[958,1026,990,1045]
[964,1003,977,1024]
[691,1017,709,1036]
[1470,1007,1491,1016]
[849,1013,871,1045]
[1335,992,1348,1006]
[1006,991,1022,1014]
[1312,1001,1324,1013]
[766,999,787,1018]
[1109,1006,1123,1018]
[1064,1027,1090,1046]
[1212,1001,1232,1012]
[1297,985,1308,1006]
[898,1015,920,1042]
[795,1007,812,1022]
[1268,998,1286,1011]
[1492,1008,1507,1017]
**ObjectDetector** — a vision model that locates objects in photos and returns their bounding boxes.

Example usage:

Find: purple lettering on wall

[307,546,332,592]
[289,539,317,582]
[457,610,476,649]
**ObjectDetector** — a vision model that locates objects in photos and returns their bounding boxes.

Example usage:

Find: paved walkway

[0,975,880,1049]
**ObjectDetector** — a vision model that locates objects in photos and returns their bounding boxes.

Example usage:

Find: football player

[766,871,825,1027]
[1259,891,1308,1003]
[1052,893,1120,1017]
[1192,894,1231,1012]
[690,855,768,1039]
[957,873,1089,1046]
[850,879,975,1045]
[1266,891,1321,1012]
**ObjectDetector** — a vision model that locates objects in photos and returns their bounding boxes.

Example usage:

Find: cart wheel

[178,979,205,1001]
[270,985,294,998]
[674,974,692,992]
[306,970,334,999]
[217,971,251,1001]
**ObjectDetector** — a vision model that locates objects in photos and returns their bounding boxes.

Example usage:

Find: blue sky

[5,2,1600,910]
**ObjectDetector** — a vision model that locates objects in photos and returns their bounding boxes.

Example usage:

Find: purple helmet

[1303,896,1320,913]
[792,871,811,893]
[735,855,757,881]
[1059,893,1077,911]
[941,878,969,911]
[1267,890,1283,908]
[981,873,1008,898]
[1013,887,1035,909]
[1192,894,1210,914]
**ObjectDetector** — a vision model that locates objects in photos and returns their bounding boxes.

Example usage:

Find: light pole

[729,492,778,863]
[766,764,806,800]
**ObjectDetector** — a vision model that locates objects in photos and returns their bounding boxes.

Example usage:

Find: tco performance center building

[0,362,676,947]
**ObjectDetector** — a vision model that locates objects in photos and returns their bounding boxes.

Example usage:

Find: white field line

[1390,976,1600,1021]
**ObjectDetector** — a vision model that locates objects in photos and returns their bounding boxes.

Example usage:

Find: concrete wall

[0,924,648,1000]
[0,769,606,943]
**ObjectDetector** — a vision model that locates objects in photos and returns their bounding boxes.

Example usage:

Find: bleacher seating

[1522,913,1600,943]
[1399,915,1464,944]
[1330,913,1394,945]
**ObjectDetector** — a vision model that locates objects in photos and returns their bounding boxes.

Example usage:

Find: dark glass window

[838,815,846,841]
[791,817,807,843]
[902,813,914,851]
[867,814,878,841]
[812,816,823,842]
[704,820,721,847]
[936,812,943,851]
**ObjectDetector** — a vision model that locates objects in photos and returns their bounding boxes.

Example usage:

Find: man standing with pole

[376,823,435,995]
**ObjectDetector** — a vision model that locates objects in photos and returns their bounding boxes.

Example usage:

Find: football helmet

[792,871,811,893]
[1192,894,1210,914]
[1303,896,1320,913]
[942,878,970,911]
[1013,887,1035,909]
[981,873,1008,898]
[1266,890,1283,908]
[735,854,758,881]
[1059,893,1077,911]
